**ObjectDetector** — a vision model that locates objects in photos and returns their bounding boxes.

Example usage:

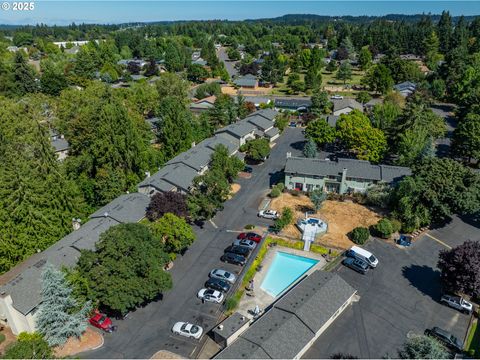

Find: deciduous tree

[146,192,189,221]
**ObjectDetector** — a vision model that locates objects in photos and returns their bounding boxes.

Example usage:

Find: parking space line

[424,233,452,249]
[209,220,218,229]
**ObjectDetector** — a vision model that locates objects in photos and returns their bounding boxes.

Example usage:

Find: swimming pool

[260,252,319,297]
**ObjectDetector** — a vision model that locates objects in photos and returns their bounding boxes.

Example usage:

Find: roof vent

[103,212,109,218]
[218,324,224,331]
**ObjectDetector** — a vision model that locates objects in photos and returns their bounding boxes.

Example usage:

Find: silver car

[440,294,473,314]
[209,269,236,284]
[258,210,279,219]
[233,239,257,250]
[197,288,224,303]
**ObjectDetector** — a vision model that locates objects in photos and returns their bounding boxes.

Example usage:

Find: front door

[295,183,303,191]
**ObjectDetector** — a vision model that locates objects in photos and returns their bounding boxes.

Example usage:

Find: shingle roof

[247,115,274,131]
[332,98,363,113]
[324,115,339,127]
[216,120,256,138]
[167,146,213,171]
[199,136,238,155]
[285,157,411,182]
[216,272,356,359]
[248,109,277,121]
[234,75,258,87]
[265,127,280,138]
[274,98,312,109]
[138,163,199,193]
[51,137,69,152]
[89,193,150,223]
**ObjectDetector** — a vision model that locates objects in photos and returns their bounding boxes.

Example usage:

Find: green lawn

[466,319,480,357]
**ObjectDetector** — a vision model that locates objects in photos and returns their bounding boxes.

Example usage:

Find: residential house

[117,59,148,68]
[0,192,149,335]
[233,74,258,89]
[192,58,208,66]
[216,121,257,147]
[323,115,340,128]
[364,98,384,112]
[274,98,312,112]
[215,271,356,359]
[284,156,411,193]
[394,81,417,97]
[332,98,363,116]
[190,95,217,114]
[240,96,271,108]
[49,130,69,161]
[246,113,279,142]
[64,46,80,55]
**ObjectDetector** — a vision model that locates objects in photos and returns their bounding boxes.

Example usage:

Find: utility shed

[212,312,251,348]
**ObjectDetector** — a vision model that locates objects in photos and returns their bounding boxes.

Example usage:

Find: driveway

[82,128,305,359]
[303,219,477,359]
[431,103,457,158]
[217,47,238,79]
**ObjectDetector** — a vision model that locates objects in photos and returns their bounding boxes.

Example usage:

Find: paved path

[82,128,305,359]
[217,47,238,79]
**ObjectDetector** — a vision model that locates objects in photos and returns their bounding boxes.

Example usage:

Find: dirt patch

[54,327,103,357]
[0,326,16,356]
[270,193,382,250]
[230,183,241,195]
[151,350,185,359]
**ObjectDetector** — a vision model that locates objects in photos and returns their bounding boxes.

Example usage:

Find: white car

[172,322,204,339]
[233,239,257,250]
[209,269,236,284]
[258,210,279,219]
[440,294,473,314]
[331,94,344,100]
[197,288,224,303]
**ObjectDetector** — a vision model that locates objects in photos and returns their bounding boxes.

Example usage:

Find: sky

[0,1,479,26]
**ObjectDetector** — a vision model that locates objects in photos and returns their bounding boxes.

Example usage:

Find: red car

[237,232,262,243]
[89,312,114,332]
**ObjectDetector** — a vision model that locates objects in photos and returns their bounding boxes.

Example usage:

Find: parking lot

[303,217,479,359]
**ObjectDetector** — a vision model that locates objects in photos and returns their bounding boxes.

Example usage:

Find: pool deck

[237,245,326,319]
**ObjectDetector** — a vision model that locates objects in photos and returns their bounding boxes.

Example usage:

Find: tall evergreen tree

[13,51,37,95]
[36,264,90,346]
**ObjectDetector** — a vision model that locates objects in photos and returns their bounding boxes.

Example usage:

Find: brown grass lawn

[270,193,382,250]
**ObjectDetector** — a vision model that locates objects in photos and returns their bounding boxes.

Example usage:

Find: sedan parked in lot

[425,327,463,352]
[197,288,224,303]
[221,252,246,266]
[440,294,473,314]
[225,245,250,257]
[209,269,236,284]
[205,277,231,293]
[172,322,203,339]
[233,239,257,250]
[342,257,369,274]
[237,232,262,243]
[258,210,279,219]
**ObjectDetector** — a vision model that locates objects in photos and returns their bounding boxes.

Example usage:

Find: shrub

[390,218,402,233]
[269,187,281,198]
[273,207,293,232]
[349,227,369,244]
[374,218,394,238]
[225,297,239,312]
[245,224,255,230]
[276,183,285,192]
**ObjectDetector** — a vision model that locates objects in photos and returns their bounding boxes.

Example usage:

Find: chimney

[72,218,82,231]
[218,324,224,331]
[103,212,109,218]
[286,152,291,158]
[145,171,151,178]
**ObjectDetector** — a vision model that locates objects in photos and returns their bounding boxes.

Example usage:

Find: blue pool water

[260,252,319,297]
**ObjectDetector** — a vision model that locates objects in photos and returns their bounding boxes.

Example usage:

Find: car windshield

[190,325,199,333]
[181,324,188,331]
[98,316,106,323]
[205,289,214,295]
[224,271,231,278]
[369,255,376,262]
[450,335,458,343]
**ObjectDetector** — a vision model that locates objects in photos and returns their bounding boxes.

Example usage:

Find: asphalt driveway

[303,222,476,359]
[82,128,305,359]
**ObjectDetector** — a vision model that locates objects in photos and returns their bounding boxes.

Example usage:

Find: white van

[347,246,379,268]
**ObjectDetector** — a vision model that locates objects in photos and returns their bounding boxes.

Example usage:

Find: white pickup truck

[440,294,473,314]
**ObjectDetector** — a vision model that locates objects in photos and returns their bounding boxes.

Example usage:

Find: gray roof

[394,81,417,92]
[332,98,363,113]
[324,115,339,127]
[0,215,121,315]
[253,109,278,121]
[138,162,199,193]
[247,115,274,131]
[234,75,258,87]
[285,157,411,183]
[217,132,241,145]
[265,127,280,138]
[216,120,256,139]
[212,312,250,340]
[89,192,150,223]
[198,136,238,155]
[51,137,70,152]
[216,272,356,359]
[274,98,312,109]
[192,58,207,66]
[167,146,213,171]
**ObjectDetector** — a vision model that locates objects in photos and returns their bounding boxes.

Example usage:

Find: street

[82,128,305,359]
[217,47,238,79]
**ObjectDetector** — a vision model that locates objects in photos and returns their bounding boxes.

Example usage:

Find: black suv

[425,327,463,352]
[225,245,250,257]
[342,257,369,274]
[205,278,231,293]
[221,252,246,266]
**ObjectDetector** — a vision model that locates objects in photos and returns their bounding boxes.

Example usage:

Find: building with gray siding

[284,156,411,193]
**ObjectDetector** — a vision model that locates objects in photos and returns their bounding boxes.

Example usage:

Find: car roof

[350,246,375,258]
[433,327,453,337]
